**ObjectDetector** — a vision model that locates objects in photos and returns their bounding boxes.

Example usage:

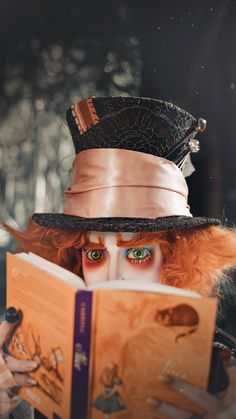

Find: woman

[1,97,236,418]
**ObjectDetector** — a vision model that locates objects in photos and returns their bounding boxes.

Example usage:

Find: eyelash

[85,249,105,264]
[126,248,152,264]
[84,248,152,264]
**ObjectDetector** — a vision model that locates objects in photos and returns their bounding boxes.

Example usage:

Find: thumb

[0,307,20,348]
[224,358,236,385]
[221,359,236,406]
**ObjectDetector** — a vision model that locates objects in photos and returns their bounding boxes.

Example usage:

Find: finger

[226,366,236,385]
[13,373,37,387]
[0,307,20,348]
[224,359,236,385]
[222,361,236,406]
[4,355,38,373]
[146,397,192,419]
[0,353,19,389]
[159,374,224,415]
[0,320,19,347]
[216,401,236,419]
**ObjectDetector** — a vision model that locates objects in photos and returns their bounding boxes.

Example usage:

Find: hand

[0,308,38,390]
[147,359,236,418]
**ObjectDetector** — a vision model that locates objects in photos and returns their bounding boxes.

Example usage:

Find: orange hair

[2,219,236,297]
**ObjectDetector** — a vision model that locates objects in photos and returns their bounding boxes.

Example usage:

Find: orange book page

[6,253,77,419]
[89,290,217,419]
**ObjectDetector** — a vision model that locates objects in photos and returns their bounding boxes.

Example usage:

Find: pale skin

[1,231,236,418]
[0,320,38,388]
[81,232,163,285]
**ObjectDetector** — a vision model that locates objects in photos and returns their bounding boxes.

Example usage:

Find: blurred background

[0,0,235,332]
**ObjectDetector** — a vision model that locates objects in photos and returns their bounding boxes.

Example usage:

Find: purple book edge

[71,290,93,419]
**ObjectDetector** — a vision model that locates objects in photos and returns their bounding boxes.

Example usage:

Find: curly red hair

[2,219,236,297]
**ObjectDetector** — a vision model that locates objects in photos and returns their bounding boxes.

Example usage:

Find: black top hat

[32,96,220,232]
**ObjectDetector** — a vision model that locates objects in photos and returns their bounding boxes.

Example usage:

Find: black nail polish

[5,307,20,324]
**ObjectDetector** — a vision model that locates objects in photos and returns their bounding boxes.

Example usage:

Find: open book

[6,252,217,419]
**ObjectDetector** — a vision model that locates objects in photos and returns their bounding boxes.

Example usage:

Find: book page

[90,290,217,419]
[18,252,85,289]
[88,279,200,298]
[6,252,80,419]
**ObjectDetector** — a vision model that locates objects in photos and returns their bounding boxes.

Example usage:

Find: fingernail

[27,361,38,369]
[5,307,20,324]
[157,373,172,384]
[220,348,234,362]
[27,378,37,385]
[146,397,161,408]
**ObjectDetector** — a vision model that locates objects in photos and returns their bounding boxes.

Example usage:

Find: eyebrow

[83,235,153,249]
[83,236,105,250]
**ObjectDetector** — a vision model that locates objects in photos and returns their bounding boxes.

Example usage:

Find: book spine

[71,291,93,419]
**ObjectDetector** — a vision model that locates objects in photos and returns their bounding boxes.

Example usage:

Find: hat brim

[32,213,221,232]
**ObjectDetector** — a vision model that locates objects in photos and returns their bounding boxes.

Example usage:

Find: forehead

[87,231,136,245]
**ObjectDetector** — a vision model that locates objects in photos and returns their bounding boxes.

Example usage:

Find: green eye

[86,249,104,261]
[127,248,150,260]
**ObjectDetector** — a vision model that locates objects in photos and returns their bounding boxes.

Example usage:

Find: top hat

[32,96,220,232]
